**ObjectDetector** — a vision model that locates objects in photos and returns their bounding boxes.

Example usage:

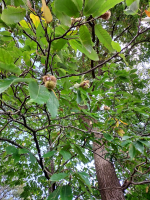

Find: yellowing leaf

[41,0,53,23]
[30,13,40,28]
[119,120,128,125]
[145,10,150,17]
[116,120,119,127]
[27,0,35,12]
[117,129,125,137]
[20,20,31,28]
[146,186,149,193]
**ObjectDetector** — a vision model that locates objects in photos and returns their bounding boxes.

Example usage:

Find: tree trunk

[80,111,125,200]
[93,132,125,200]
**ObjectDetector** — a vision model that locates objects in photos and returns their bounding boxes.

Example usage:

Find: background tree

[0,0,150,199]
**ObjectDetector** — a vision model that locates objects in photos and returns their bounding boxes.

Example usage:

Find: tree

[0,0,150,199]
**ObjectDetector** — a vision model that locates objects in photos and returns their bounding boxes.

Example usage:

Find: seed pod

[42,75,57,90]
[100,11,111,20]
[104,106,110,110]
[80,80,90,89]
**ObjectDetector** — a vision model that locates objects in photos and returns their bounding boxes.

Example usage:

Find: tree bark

[93,132,125,200]
[80,113,125,200]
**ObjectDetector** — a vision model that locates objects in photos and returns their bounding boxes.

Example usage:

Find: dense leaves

[0,0,150,199]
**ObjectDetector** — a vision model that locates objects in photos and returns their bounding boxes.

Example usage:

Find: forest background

[0,0,150,199]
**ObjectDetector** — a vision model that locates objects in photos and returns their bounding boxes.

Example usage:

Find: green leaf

[103,133,113,141]
[1,6,26,24]
[46,91,59,118]
[0,48,21,74]
[0,77,16,94]
[111,41,121,52]
[124,0,140,15]
[50,173,69,181]
[79,25,93,53]
[0,77,35,94]
[83,0,105,16]
[121,140,131,147]
[133,141,144,154]
[77,90,82,104]
[54,11,71,26]
[95,24,114,52]
[6,146,17,154]
[126,0,135,6]
[72,0,83,11]
[59,150,72,161]
[0,62,21,74]
[47,187,61,200]
[94,0,123,17]
[60,185,73,200]
[73,145,88,164]
[28,82,50,104]
[43,151,56,158]
[78,172,90,186]
[129,143,136,160]
[119,54,128,66]
[69,40,99,61]
[29,152,36,164]
[13,153,20,164]
[55,0,79,17]
[52,39,67,52]
[140,140,150,147]
[19,149,29,154]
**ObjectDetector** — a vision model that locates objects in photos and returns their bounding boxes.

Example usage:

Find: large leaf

[78,172,90,186]
[72,0,83,11]
[55,0,79,17]
[69,40,99,61]
[0,77,16,94]
[54,11,71,26]
[0,77,35,94]
[0,48,21,74]
[59,150,72,161]
[29,152,36,164]
[0,63,21,74]
[79,25,93,53]
[28,82,50,104]
[111,41,121,52]
[46,91,59,118]
[124,0,140,15]
[83,0,105,16]
[42,0,53,23]
[129,143,136,160]
[73,145,88,164]
[60,185,73,200]
[95,24,114,52]
[43,151,56,158]
[6,146,17,154]
[52,39,68,52]
[94,0,123,17]
[50,173,69,181]
[1,6,26,24]
[126,0,135,6]
[133,141,144,154]
[47,187,61,200]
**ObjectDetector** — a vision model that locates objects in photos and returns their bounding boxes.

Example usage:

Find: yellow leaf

[145,10,150,17]
[20,20,31,28]
[119,119,128,125]
[41,0,53,23]
[30,13,40,28]
[116,120,119,127]
[117,129,125,137]
[146,186,149,193]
